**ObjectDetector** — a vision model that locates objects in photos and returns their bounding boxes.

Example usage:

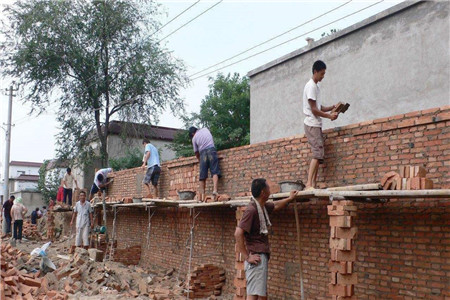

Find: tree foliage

[37,160,62,204]
[0,0,187,166]
[170,73,250,157]
[109,148,143,170]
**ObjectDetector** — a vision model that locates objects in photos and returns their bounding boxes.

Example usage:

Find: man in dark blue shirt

[30,207,41,225]
[2,196,15,236]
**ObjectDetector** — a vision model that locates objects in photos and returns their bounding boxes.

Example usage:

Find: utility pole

[2,83,18,234]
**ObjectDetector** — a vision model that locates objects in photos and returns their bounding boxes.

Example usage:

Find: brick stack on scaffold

[328,200,357,300]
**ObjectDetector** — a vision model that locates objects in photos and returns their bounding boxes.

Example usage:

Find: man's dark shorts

[90,184,105,196]
[304,124,325,164]
[199,147,221,181]
[143,165,161,186]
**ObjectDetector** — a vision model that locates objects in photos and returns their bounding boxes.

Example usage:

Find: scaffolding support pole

[293,201,305,300]
[146,207,156,250]
[108,206,118,261]
[186,208,200,300]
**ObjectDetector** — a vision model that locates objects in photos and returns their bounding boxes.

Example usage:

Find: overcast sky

[0,0,404,170]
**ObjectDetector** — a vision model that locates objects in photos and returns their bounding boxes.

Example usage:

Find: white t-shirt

[74,201,92,229]
[303,78,322,127]
[94,168,112,188]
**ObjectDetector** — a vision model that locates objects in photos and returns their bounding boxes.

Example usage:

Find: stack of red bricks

[46,211,55,241]
[112,245,141,265]
[1,243,68,299]
[23,221,42,240]
[381,165,434,190]
[185,264,226,298]
[234,207,247,299]
[328,200,357,300]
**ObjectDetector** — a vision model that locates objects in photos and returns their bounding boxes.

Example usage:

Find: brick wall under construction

[102,106,449,299]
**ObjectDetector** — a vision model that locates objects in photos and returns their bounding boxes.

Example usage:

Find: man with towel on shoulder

[234,178,298,299]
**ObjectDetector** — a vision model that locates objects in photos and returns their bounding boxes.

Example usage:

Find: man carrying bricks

[141,139,161,198]
[70,191,93,250]
[234,178,298,299]
[189,126,221,202]
[303,60,339,190]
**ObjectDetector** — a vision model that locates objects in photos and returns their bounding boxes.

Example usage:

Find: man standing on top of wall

[141,139,161,198]
[234,178,298,299]
[303,60,339,190]
[89,167,114,200]
[189,126,221,202]
[62,167,78,206]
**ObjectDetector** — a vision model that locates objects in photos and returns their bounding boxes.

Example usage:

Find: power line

[159,0,223,42]
[152,0,201,36]
[190,0,384,81]
[189,0,352,78]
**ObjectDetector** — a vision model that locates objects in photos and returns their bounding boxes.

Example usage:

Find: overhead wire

[189,0,384,81]
[189,0,352,78]
[159,0,223,42]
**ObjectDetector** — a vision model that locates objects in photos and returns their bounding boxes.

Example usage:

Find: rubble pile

[0,243,68,299]
[22,221,42,240]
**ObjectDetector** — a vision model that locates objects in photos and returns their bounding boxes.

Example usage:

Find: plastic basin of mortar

[178,191,196,200]
[278,181,305,193]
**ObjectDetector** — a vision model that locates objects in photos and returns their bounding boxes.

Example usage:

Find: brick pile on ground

[381,165,434,190]
[22,221,42,240]
[185,264,226,298]
[0,243,68,299]
[46,211,55,241]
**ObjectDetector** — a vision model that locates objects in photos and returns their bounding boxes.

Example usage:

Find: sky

[0,0,404,172]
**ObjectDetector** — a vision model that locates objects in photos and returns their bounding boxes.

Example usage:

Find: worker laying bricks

[234,178,298,300]
[89,167,114,200]
[141,138,161,198]
[189,126,222,202]
[70,191,93,250]
[303,60,339,190]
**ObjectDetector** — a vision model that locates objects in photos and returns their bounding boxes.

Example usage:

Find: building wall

[9,165,41,178]
[249,1,450,144]
[97,106,450,299]
[107,135,177,163]
[13,180,38,192]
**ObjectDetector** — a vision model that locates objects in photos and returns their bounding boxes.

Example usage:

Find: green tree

[0,0,187,166]
[109,148,143,170]
[170,73,250,157]
[37,160,62,204]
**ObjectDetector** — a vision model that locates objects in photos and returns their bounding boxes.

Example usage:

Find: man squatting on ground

[141,139,161,198]
[70,191,93,249]
[234,178,298,299]
[89,168,114,200]
[303,60,339,190]
[189,126,221,202]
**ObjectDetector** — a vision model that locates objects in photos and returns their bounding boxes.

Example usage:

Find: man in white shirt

[303,60,338,190]
[62,167,78,206]
[89,168,114,200]
[70,191,93,250]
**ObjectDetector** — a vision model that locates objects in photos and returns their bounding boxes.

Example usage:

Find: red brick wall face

[104,106,450,299]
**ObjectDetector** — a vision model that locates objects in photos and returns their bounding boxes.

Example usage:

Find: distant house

[76,121,182,188]
[4,161,46,216]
